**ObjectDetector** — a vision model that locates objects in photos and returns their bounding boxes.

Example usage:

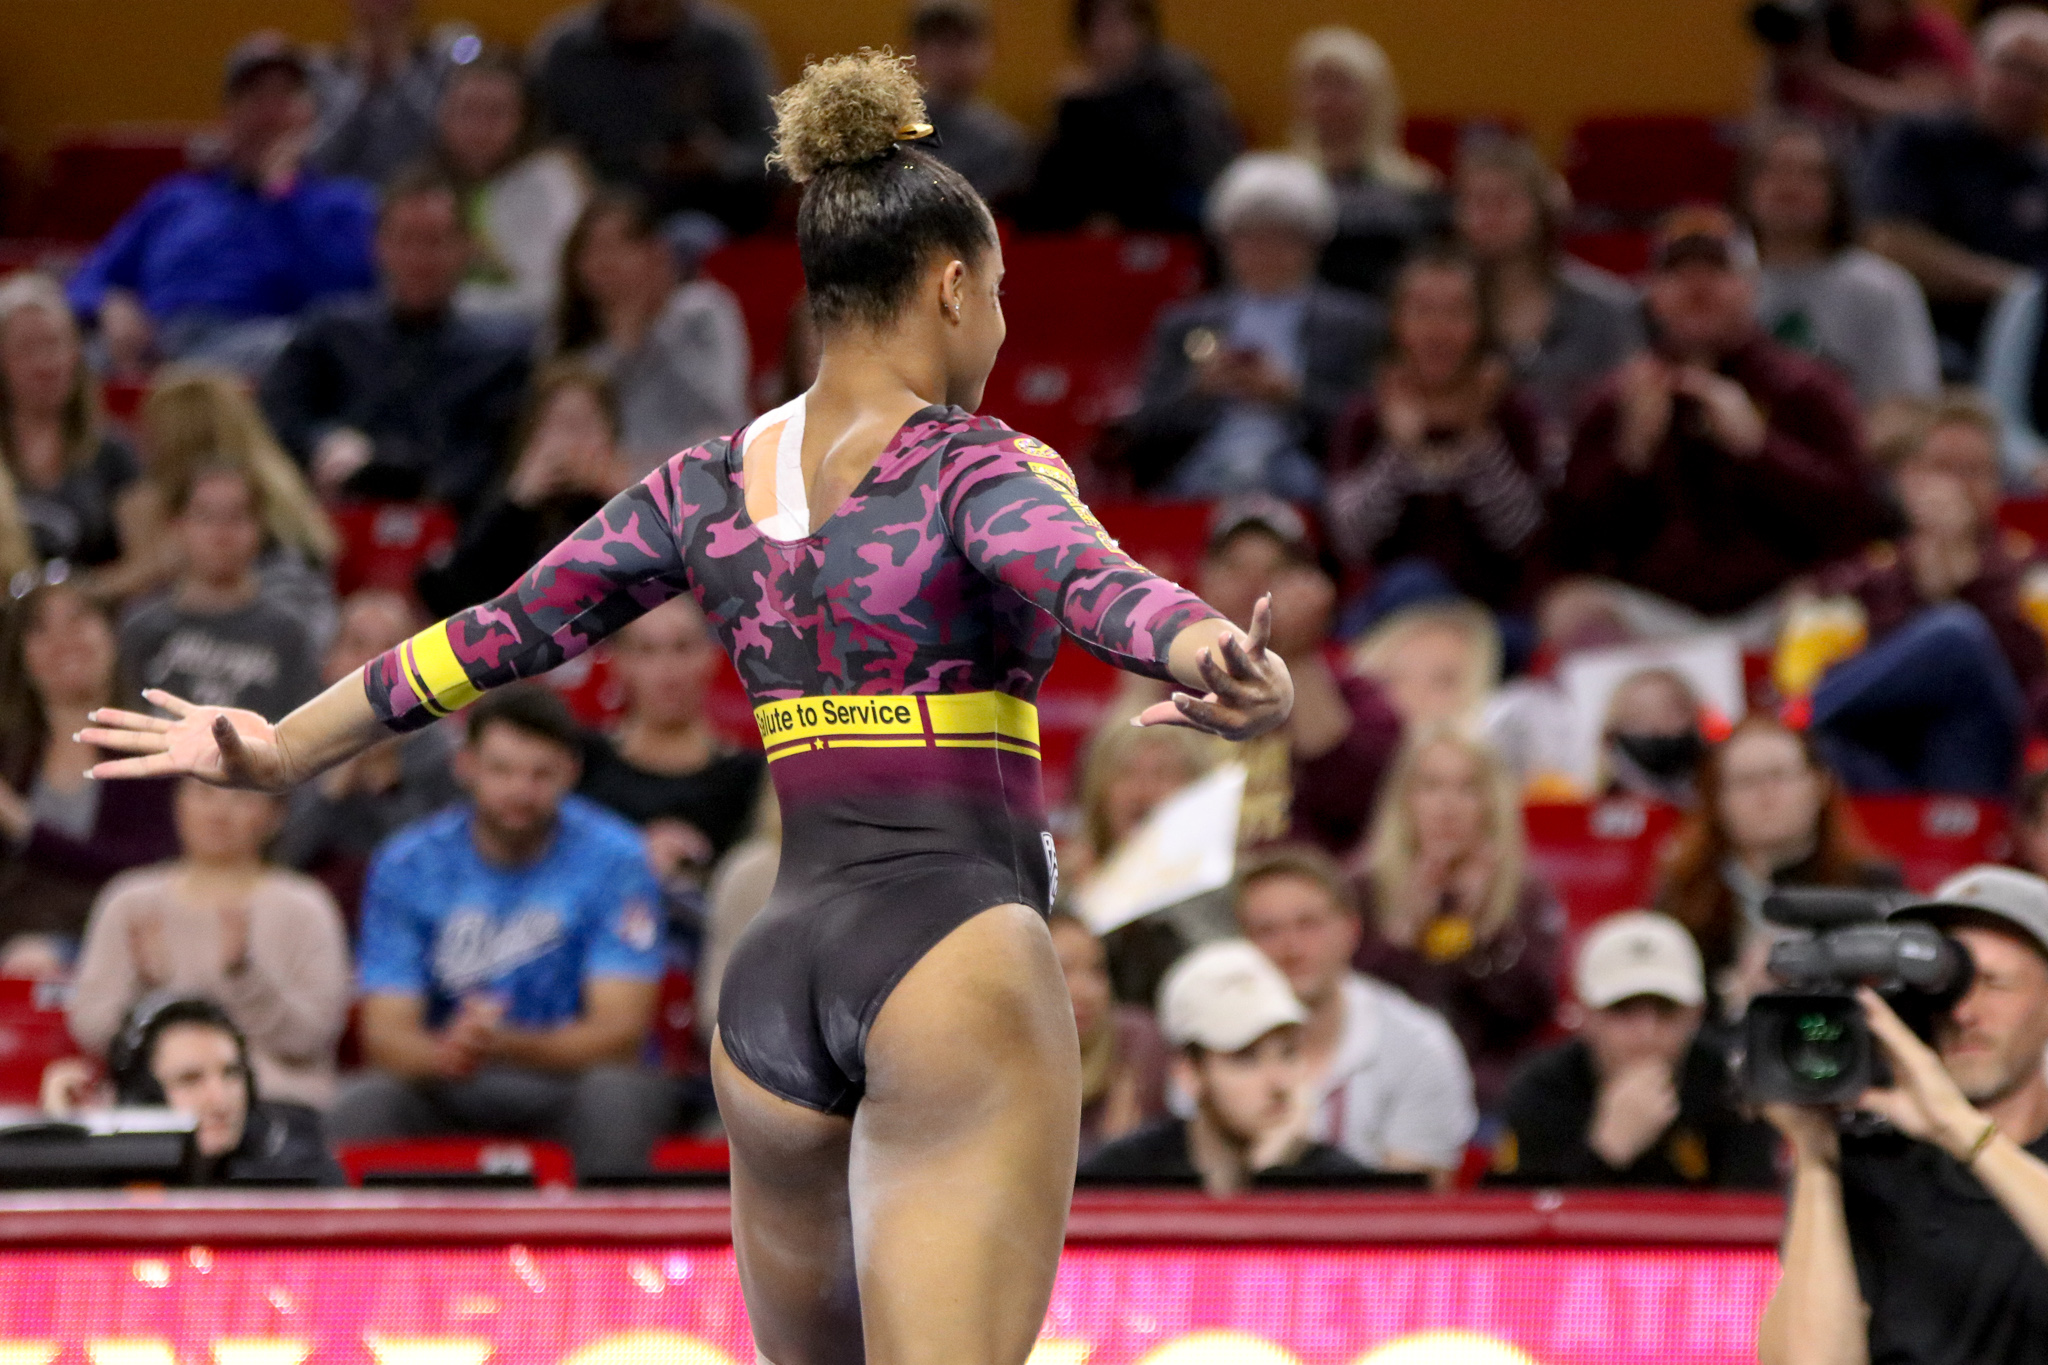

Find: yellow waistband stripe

[401,622,484,717]
[754,691,1040,761]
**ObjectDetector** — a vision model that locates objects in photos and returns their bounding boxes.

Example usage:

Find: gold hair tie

[897,122,935,142]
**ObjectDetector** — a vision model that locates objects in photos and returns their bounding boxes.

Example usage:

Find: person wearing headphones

[43,993,341,1185]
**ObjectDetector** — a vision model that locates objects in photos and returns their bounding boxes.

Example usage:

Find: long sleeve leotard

[363,404,1222,1112]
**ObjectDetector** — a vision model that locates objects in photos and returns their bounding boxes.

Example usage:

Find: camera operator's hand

[1589,1060,1680,1169]
[1855,987,1990,1161]
[1763,1102,1841,1167]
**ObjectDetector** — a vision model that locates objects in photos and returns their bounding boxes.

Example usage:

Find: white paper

[1558,633,1748,788]
[1072,762,1246,936]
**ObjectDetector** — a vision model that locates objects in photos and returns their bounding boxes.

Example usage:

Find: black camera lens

[1786,1010,1855,1086]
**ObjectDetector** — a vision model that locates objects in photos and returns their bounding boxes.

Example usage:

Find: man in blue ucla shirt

[330,686,668,1176]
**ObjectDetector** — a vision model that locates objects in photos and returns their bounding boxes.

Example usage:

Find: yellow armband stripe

[399,622,484,718]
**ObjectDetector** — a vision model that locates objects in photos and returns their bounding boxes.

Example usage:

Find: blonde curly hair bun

[769,48,929,184]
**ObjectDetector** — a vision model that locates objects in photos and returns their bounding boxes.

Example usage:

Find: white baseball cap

[1574,911,1705,1010]
[1157,939,1307,1053]
[1904,864,2048,959]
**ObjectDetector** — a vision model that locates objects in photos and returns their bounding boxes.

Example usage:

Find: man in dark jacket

[1489,912,1778,1190]
[1119,153,1382,498]
[1554,205,1889,621]
[530,0,776,233]
[260,169,531,519]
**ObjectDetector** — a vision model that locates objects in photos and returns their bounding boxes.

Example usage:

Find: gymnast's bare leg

[715,902,1080,1365]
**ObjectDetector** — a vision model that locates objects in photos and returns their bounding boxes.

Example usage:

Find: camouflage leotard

[364,401,1221,1112]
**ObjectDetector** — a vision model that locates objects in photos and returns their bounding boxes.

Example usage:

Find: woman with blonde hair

[96,368,338,639]
[1348,597,1501,727]
[1353,724,1563,1108]
[1289,25,1446,298]
[0,273,133,572]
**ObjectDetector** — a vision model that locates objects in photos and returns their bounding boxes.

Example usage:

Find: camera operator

[1761,0,1973,138]
[1759,865,2048,1365]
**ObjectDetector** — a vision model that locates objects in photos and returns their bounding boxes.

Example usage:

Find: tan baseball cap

[1574,911,1705,1010]
[1902,865,2048,960]
[1157,940,1306,1052]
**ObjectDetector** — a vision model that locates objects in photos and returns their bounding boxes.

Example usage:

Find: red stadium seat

[1998,494,2048,545]
[336,1137,576,1189]
[328,499,460,601]
[700,235,805,396]
[1562,228,1651,279]
[651,1136,730,1174]
[653,967,702,1077]
[26,129,192,242]
[1524,798,1685,935]
[0,978,80,1105]
[1564,116,1740,224]
[1849,795,2009,892]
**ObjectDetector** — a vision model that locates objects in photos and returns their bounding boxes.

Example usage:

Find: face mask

[1613,730,1705,780]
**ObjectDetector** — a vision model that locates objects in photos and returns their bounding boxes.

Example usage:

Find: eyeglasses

[8,559,69,602]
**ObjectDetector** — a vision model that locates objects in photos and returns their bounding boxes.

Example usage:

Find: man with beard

[328,684,668,1177]
[1761,864,2048,1365]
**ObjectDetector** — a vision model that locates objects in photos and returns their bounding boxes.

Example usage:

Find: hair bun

[769,48,929,184]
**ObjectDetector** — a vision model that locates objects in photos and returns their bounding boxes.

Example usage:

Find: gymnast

[81,48,1293,1365]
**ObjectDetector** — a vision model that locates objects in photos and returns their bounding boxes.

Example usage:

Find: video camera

[1741,888,1974,1105]
[1747,0,1855,49]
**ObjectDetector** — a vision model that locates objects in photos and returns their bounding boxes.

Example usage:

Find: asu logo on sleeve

[1017,437,1128,557]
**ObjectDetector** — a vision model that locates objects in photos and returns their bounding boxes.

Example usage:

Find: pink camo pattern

[365,407,1220,731]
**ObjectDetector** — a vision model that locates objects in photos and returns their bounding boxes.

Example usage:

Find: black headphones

[107,992,256,1108]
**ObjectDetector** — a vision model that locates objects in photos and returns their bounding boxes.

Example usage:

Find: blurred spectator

[579,596,765,891]
[2013,769,2048,876]
[1802,393,2041,796]
[1236,845,1475,1177]
[1763,0,1973,137]
[98,369,340,638]
[1078,939,1369,1193]
[261,168,533,516]
[47,995,341,1184]
[1743,121,1941,406]
[116,463,322,719]
[331,687,668,1177]
[0,934,68,981]
[1049,912,1169,1160]
[1489,912,1778,1188]
[0,583,177,946]
[0,276,140,569]
[1656,714,1901,1018]
[1324,248,1549,616]
[1072,719,1230,1002]
[273,590,460,923]
[1118,154,1381,498]
[1453,136,1642,432]
[1020,0,1240,233]
[1598,667,1710,806]
[530,0,777,233]
[429,46,591,325]
[307,0,455,185]
[68,780,350,1111]
[1553,206,1886,623]
[1864,7,2048,371]
[1353,725,1565,1110]
[1194,498,1402,853]
[65,35,377,376]
[908,0,1030,203]
[556,189,751,480]
[1287,27,1447,301]
[1347,599,1501,728]
[416,363,625,618]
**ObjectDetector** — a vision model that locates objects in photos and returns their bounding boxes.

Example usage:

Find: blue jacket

[66,167,376,324]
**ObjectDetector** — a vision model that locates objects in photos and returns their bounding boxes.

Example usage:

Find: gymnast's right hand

[1140,595,1295,742]
[79,689,292,791]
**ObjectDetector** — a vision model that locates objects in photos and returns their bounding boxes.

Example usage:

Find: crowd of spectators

[9,0,2048,1199]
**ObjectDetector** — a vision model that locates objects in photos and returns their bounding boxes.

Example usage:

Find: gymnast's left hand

[1139,595,1294,741]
